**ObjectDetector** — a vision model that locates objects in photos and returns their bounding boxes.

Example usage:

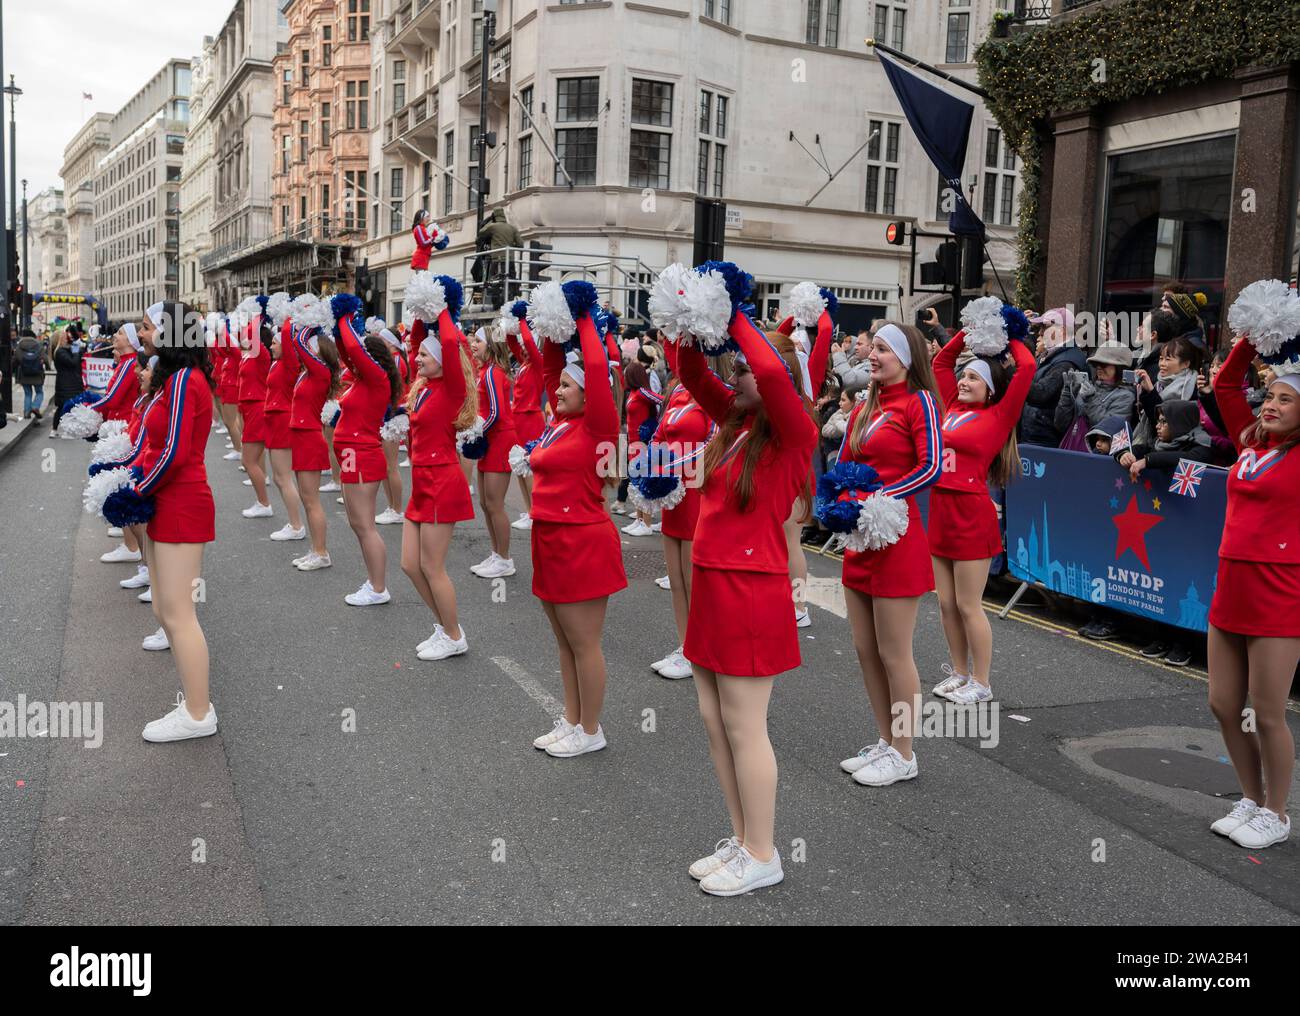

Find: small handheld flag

[1110,423,1132,456]
[1169,459,1207,498]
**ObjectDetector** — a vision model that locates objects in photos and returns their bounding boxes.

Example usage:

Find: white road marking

[803,576,847,618]
[492,656,563,717]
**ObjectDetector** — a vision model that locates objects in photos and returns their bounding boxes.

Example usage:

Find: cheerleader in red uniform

[468,326,519,579]
[288,294,341,571]
[367,318,407,526]
[214,315,244,461]
[410,209,449,271]
[827,323,941,788]
[131,301,219,742]
[927,300,1036,705]
[503,301,543,529]
[1203,281,1300,850]
[262,295,306,543]
[235,298,274,519]
[400,278,479,661]
[525,280,627,758]
[619,362,663,538]
[668,262,817,897]
[328,294,403,606]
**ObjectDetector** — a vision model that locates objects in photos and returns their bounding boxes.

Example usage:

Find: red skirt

[1209,558,1300,637]
[240,401,268,444]
[291,427,331,473]
[684,565,800,677]
[661,487,702,542]
[842,502,934,598]
[334,440,388,484]
[217,381,240,405]
[478,426,519,474]
[263,409,292,450]
[531,518,626,603]
[927,487,1002,561]
[406,464,474,524]
[515,410,544,444]
[147,480,216,544]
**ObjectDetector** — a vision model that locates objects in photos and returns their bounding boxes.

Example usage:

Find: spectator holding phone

[831,327,874,389]
[1019,307,1086,446]
[1053,341,1136,435]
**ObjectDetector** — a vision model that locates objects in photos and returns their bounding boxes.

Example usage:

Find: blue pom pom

[510,300,529,320]
[433,232,450,250]
[818,287,840,318]
[461,434,489,459]
[562,280,600,320]
[638,416,658,445]
[604,310,620,336]
[817,461,882,499]
[695,260,754,313]
[102,486,156,528]
[632,473,680,501]
[328,408,341,428]
[1261,334,1300,367]
[435,275,464,321]
[816,497,862,533]
[523,438,541,455]
[87,461,111,477]
[1001,305,1030,344]
[62,392,97,413]
[331,292,364,322]
[255,294,269,312]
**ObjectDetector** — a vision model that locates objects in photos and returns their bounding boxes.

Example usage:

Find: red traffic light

[885,221,906,246]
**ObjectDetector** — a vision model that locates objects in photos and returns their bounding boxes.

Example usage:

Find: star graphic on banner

[1144,479,1152,491]
[1112,494,1164,571]
[1152,497,1162,510]
[1109,496,1120,509]
[1114,478,1124,490]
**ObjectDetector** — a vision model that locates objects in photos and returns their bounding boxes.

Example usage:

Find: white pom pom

[627,477,686,515]
[684,269,733,352]
[267,292,293,327]
[508,444,532,478]
[960,296,1009,356]
[58,403,104,439]
[320,399,340,426]
[498,311,522,337]
[404,270,448,324]
[91,431,134,465]
[1227,279,1300,357]
[97,419,127,441]
[786,281,826,328]
[843,491,910,552]
[292,294,334,332]
[455,417,486,453]
[365,316,386,337]
[379,413,410,443]
[649,263,696,340]
[235,296,263,330]
[527,280,575,344]
[82,466,134,518]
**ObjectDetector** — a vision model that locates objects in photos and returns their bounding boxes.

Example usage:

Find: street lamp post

[139,236,147,322]
[3,75,20,234]
[20,176,27,331]
[0,0,12,427]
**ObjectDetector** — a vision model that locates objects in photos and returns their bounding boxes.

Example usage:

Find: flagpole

[865,38,990,100]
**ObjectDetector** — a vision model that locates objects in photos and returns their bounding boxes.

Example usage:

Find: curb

[0,414,38,463]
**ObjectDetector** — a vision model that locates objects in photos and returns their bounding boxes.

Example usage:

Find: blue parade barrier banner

[1004,447,1228,633]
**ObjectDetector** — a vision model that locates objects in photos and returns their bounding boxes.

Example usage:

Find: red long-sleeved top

[133,368,213,497]
[264,319,296,413]
[215,323,240,387]
[506,322,544,415]
[677,315,818,573]
[651,384,716,477]
[776,309,835,397]
[410,222,445,271]
[237,318,271,404]
[408,314,469,466]
[290,325,331,431]
[1214,336,1300,564]
[86,355,140,422]
[477,360,516,439]
[334,315,391,450]
[838,382,942,499]
[529,315,620,524]
[931,331,1036,493]
[625,386,662,447]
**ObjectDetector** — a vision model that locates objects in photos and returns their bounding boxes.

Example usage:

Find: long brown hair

[964,352,1022,488]
[315,334,343,399]
[362,334,403,409]
[848,323,939,456]
[406,342,479,430]
[700,331,815,512]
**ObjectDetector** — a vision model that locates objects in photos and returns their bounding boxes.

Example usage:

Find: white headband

[123,322,142,352]
[146,303,165,330]
[420,335,444,366]
[562,352,586,390]
[379,328,402,351]
[876,323,912,370]
[146,354,159,370]
[1272,373,1300,396]
[965,358,995,395]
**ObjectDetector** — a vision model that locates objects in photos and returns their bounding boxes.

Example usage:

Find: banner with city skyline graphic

[1004,447,1229,633]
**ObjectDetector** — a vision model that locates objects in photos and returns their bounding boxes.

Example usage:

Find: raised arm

[278,319,300,376]
[542,334,565,409]
[336,316,388,385]
[432,314,467,407]
[136,369,198,496]
[931,328,964,408]
[994,336,1040,427]
[729,313,814,446]
[1213,336,1259,451]
[880,390,942,499]
[808,309,834,395]
[578,313,619,437]
[673,338,736,424]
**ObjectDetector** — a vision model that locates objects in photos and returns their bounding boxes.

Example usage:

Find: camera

[1122,369,1138,385]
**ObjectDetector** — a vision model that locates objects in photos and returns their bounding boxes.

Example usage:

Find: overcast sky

[7,0,236,201]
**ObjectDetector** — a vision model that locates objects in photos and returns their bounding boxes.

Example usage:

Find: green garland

[976,0,1300,306]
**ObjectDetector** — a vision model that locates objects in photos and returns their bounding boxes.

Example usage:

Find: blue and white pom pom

[508,440,538,478]
[329,293,365,336]
[813,461,909,551]
[90,428,133,467]
[320,399,341,427]
[498,300,529,337]
[960,296,1010,356]
[787,281,828,329]
[379,408,409,443]
[628,445,687,515]
[266,291,293,329]
[456,417,488,459]
[847,493,909,552]
[649,263,695,341]
[687,260,754,354]
[527,280,575,344]
[234,294,264,331]
[291,293,332,333]
[83,465,152,525]
[1227,279,1300,360]
[57,394,104,440]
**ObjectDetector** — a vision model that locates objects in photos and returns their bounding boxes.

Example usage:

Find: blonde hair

[477,325,513,372]
[407,341,479,431]
[848,323,940,456]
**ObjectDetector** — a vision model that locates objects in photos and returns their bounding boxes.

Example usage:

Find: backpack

[19,342,41,375]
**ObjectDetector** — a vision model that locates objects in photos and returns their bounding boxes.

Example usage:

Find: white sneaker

[291,550,314,567]
[476,555,516,578]
[470,552,501,576]
[269,524,307,541]
[142,692,217,743]
[222,450,241,460]
[141,626,170,651]
[375,508,404,525]
[100,544,142,564]
[417,626,468,661]
[795,607,811,629]
[650,645,683,674]
[242,478,253,486]
[699,846,784,897]
[336,496,345,504]
[398,458,410,468]
[216,425,228,435]
[237,464,246,471]
[689,836,741,880]
[533,716,575,750]
[655,575,671,590]
[510,512,533,530]
[545,723,607,758]
[119,565,151,589]
[1211,798,1259,837]
[947,680,993,704]
[295,552,332,571]
[344,580,391,606]
[839,738,890,775]
[417,626,445,653]
[610,501,628,515]
[224,441,234,449]
[651,521,662,533]
[320,480,341,492]
[932,664,968,698]
[657,649,693,680]
[242,501,273,518]
[106,527,124,538]
[1228,808,1290,849]
[621,518,653,536]
[137,588,153,603]
[852,745,918,786]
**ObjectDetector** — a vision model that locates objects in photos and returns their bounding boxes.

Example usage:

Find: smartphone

[1122,369,1138,385]
[915,310,929,327]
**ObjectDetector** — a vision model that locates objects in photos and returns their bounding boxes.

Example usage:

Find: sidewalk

[0,372,55,462]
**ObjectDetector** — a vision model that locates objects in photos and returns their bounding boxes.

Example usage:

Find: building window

[322,183,331,227]
[865,119,900,215]
[322,25,332,67]
[703,0,732,23]
[393,60,406,111]
[390,167,404,234]
[468,124,481,205]
[555,76,599,186]
[346,81,369,130]
[372,170,380,239]
[282,68,292,105]
[630,79,673,189]
[518,85,534,189]
[874,3,907,50]
[981,127,1018,227]
[348,0,370,42]
[345,170,366,231]
[281,134,291,175]
[442,129,455,214]
[301,48,310,84]
[321,102,331,145]
[698,89,728,198]
[299,120,309,162]
[945,10,970,63]
[806,0,840,46]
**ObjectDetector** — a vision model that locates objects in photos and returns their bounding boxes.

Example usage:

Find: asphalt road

[1,419,1297,925]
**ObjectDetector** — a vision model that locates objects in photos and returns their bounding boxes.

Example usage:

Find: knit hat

[1086,342,1132,368]
[1166,291,1207,330]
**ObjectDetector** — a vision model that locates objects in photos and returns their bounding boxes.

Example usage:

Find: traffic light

[962,236,984,290]
[921,240,960,287]
[355,260,373,314]
[527,240,552,284]
[885,221,907,246]
[692,198,726,266]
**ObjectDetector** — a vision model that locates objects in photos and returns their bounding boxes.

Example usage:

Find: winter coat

[52,344,85,405]
[1134,368,1198,447]
[831,349,872,390]
[1019,342,1088,446]
[477,208,522,251]
[13,336,47,382]
[1053,372,1137,433]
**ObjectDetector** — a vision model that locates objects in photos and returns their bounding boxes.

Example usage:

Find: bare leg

[342,481,387,592]
[1208,625,1262,802]
[693,665,744,845]
[122,527,141,554]
[845,586,893,746]
[1246,635,1300,820]
[220,402,243,452]
[382,439,403,512]
[516,473,533,512]
[479,470,511,559]
[932,555,970,675]
[871,595,923,761]
[152,541,210,718]
[663,536,693,646]
[401,520,438,613]
[953,558,994,684]
[295,470,328,555]
[323,426,340,486]
[785,512,807,612]
[717,673,778,861]
[241,440,270,505]
[541,599,580,725]
[553,597,610,732]
[419,522,461,640]
[269,448,304,529]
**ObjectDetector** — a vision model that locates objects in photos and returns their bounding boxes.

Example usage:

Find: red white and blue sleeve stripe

[881,390,942,499]
[136,370,190,496]
[86,360,131,410]
[481,365,501,432]
[414,224,431,248]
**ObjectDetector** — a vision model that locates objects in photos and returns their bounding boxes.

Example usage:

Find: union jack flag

[1169,458,1207,498]
[1109,423,1132,456]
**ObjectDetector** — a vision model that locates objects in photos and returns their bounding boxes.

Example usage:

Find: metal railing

[200,213,364,272]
